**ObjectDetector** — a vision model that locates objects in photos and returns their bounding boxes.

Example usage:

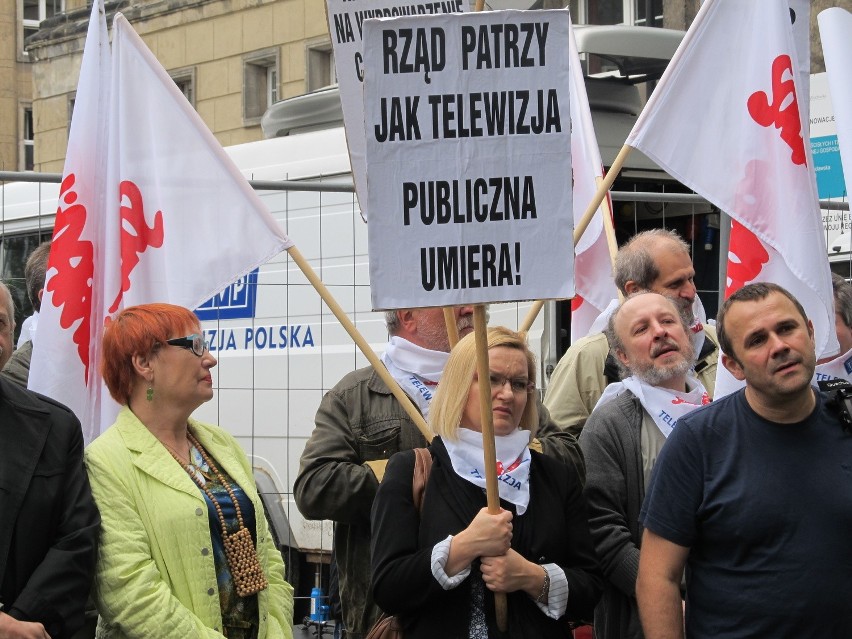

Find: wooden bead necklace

[164,430,268,597]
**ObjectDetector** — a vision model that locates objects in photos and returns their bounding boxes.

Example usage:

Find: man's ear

[615,349,631,369]
[722,353,746,381]
[623,280,641,296]
[397,309,417,334]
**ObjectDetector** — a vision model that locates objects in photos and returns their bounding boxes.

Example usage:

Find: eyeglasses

[165,333,209,357]
[481,373,535,394]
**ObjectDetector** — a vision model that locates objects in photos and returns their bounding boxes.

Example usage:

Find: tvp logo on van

[194,269,315,352]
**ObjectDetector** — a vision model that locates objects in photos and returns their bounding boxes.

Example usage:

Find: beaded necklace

[164,430,268,597]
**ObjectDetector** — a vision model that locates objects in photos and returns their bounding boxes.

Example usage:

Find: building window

[20,105,34,171]
[306,39,336,92]
[267,66,278,107]
[21,0,64,54]
[571,0,661,26]
[243,48,280,124]
[633,0,663,27]
[171,67,196,108]
[67,94,75,138]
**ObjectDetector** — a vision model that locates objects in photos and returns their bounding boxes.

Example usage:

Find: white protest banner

[326,0,468,221]
[363,9,574,310]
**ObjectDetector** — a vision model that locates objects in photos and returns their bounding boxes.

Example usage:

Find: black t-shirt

[641,389,852,638]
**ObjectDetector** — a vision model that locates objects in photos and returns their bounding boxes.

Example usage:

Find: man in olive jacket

[295,306,585,638]
[0,374,100,639]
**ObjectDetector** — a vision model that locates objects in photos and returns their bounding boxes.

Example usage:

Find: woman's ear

[131,351,155,381]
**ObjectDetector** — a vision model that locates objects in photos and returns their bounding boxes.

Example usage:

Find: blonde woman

[371,327,602,638]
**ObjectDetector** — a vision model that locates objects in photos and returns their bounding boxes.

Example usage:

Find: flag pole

[473,305,508,632]
[286,245,434,443]
[596,175,619,271]
[518,144,633,332]
[596,175,624,303]
[444,307,460,349]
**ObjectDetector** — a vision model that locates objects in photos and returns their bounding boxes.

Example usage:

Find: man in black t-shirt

[637,282,852,639]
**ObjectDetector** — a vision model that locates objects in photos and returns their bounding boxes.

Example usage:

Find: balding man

[579,293,709,639]
[295,306,584,638]
[544,229,718,438]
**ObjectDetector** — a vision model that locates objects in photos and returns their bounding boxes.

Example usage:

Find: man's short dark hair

[25,241,51,312]
[832,273,852,330]
[716,282,808,363]
[613,229,691,294]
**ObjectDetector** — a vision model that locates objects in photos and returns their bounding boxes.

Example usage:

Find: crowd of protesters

[3,231,852,639]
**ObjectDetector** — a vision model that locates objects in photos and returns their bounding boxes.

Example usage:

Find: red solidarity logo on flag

[48,174,96,377]
[747,54,806,166]
[49,174,164,378]
[725,220,769,298]
[108,181,164,313]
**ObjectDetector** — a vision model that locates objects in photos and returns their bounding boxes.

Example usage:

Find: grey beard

[634,356,694,387]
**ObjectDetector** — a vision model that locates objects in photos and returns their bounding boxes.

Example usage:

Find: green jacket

[85,407,294,639]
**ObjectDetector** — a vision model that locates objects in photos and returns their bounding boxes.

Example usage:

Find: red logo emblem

[747,54,806,166]
[47,175,165,379]
[725,220,769,298]
[108,181,164,313]
[48,173,95,377]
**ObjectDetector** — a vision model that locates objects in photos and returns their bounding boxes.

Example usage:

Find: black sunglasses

[165,333,209,357]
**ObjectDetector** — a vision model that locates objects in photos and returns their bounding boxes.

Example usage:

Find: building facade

[2,0,840,173]
[23,0,334,172]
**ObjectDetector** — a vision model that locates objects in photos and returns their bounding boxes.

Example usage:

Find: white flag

[29,0,111,432]
[568,19,617,341]
[32,11,292,442]
[626,0,837,387]
[818,8,852,203]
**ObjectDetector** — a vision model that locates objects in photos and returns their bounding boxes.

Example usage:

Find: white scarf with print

[595,374,710,438]
[443,427,532,515]
[814,347,852,384]
[381,336,447,419]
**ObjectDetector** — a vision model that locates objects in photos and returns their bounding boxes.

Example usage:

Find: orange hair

[101,303,200,404]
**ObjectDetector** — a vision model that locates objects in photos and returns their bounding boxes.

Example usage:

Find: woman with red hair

[85,303,293,639]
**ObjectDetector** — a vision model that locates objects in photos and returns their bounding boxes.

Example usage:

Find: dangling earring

[147,386,154,402]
